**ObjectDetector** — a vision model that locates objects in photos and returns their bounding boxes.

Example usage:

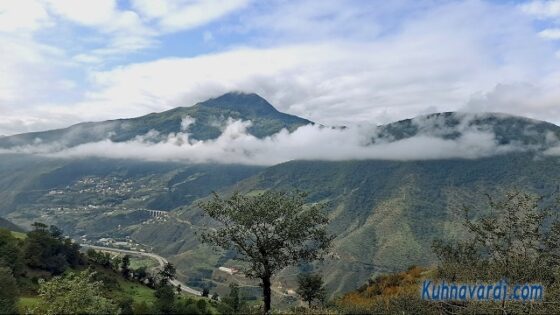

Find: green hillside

[0,156,261,237]
[128,153,560,297]
[0,224,226,315]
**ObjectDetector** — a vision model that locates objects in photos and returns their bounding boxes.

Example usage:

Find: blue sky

[1,0,560,135]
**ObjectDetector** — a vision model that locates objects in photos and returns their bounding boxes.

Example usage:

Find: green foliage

[23,222,83,274]
[87,249,113,268]
[0,222,175,315]
[431,190,560,313]
[159,262,176,283]
[0,223,165,315]
[175,297,213,315]
[0,266,19,314]
[151,285,223,315]
[154,284,176,314]
[116,296,134,315]
[199,191,333,277]
[0,228,24,276]
[198,190,332,313]
[175,299,202,315]
[134,266,148,281]
[121,254,131,279]
[133,301,152,314]
[296,273,326,308]
[222,283,244,313]
[34,270,118,315]
[434,190,560,282]
[196,299,208,313]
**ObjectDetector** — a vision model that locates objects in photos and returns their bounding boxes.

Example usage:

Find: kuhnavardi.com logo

[421,280,544,302]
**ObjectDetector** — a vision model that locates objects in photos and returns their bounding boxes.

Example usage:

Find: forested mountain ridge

[130,153,560,297]
[0,92,312,149]
[375,111,560,149]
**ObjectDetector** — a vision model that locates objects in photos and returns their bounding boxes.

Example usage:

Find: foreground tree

[0,267,19,314]
[154,284,176,314]
[223,283,243,313]
[433,190,560,283]
[35,270,117,314]
[159,262,176,284]
[433,190,560,313]
[0,229,24,277]
[198,191,332,313]
[296,273,326,308]
[24,222,82,274]
[201,288,210,297]
[121,255,131,279]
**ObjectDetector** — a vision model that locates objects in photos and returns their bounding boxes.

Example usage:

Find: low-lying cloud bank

[2,114,557,165]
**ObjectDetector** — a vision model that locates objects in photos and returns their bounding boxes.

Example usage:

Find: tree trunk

[262,275,272,314]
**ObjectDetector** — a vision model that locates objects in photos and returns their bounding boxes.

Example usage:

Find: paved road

[81,244,202,296]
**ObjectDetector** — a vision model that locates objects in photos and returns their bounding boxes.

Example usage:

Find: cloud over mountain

[3,111,558,165]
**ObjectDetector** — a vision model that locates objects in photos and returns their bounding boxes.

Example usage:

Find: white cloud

[462,82,560,122]
[44,0,157,56]
[0,34,71,105]
[0,0,248,68]
[1,0,560,135]
[0,0,49,32]
[131,0,251,32]
[0,115,531,165]
[539,28,560,40]
[44,0,118,27]
[55,4,559,127]
[521,0,560,18]
[521,1,560,44]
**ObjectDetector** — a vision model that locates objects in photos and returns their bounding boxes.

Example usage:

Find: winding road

[81,244,202,296]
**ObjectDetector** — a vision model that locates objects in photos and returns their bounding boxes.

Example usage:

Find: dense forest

[0,222,228,314]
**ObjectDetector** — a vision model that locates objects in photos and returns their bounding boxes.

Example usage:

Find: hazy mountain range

[2,92,560,297]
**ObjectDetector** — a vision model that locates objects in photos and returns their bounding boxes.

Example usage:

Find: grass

[246,189,268,196]
[119,279,157,305]
[18,296,41,313]
[129,256,159,270]
[11,231,27,239]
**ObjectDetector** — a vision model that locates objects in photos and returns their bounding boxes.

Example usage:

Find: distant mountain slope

[0,217,24,232]
[0,92,312,149]
[0,154,262,224]
[375,112,560,148]
[130,153,560,297]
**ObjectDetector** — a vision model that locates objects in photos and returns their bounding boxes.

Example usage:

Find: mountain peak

[196,92,278,116]
[0,92,313,148]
